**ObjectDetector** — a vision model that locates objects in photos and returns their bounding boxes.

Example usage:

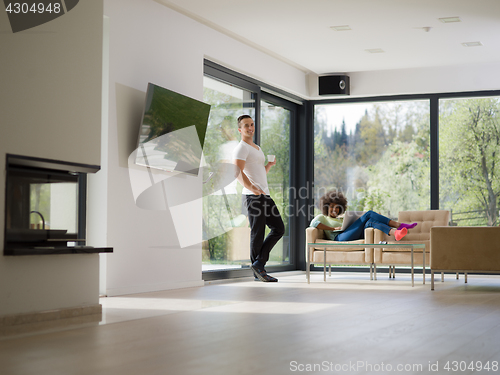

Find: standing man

[233,115,285,282]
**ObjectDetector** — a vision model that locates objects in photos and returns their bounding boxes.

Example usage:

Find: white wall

[308,62,500,99]
[0,2,103,316]
[352,62,500,97]
[98,0,308,296]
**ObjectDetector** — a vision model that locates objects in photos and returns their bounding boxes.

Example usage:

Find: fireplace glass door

[5,165,82,253]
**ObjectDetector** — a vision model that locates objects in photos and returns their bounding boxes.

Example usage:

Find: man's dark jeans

[245,194,285,269]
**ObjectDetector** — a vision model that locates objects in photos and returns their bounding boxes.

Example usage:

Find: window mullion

[430,96,439,210]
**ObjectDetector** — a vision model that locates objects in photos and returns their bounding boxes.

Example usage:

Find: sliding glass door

[202,77,294,273]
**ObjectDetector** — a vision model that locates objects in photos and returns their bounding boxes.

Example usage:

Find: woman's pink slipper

[395,227,408,241]
[397,222,417,230]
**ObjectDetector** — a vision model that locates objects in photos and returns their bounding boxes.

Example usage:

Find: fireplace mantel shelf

[4,247,113,256]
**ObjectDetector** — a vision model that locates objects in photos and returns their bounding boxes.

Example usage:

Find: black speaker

[318,75,350,95]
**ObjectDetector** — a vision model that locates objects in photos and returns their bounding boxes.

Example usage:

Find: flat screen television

[134,83,211,175]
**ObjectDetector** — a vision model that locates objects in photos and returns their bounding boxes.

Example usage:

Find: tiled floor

[1,272,500,375]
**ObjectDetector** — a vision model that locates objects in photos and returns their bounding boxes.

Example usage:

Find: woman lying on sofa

[310,190,417,242]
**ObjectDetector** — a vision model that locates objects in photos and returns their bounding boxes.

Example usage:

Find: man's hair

[237,115,253,128]
[319,190,348,216]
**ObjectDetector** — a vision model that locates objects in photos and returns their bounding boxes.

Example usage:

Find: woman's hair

[319,190,348,216]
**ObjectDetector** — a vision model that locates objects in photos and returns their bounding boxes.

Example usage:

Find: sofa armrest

[306,226,319,244]
[305,227,321,263]
[363,228,374,263]
[373,229,387,263]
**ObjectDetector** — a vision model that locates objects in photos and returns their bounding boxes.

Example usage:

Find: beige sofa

[373,210,450,280]
[430,226,500,290]
[305,226,375,283]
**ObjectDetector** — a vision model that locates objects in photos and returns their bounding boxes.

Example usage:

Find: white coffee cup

[267,155,275,163]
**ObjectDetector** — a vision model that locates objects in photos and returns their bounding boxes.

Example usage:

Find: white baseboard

[104,279,205,297]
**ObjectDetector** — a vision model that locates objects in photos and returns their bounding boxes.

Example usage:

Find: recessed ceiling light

[366,48,385,53]
[330,25,351,31]
[462,41,483,47]
[439,16,461,23]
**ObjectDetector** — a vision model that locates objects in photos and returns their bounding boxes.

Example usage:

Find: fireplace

[4,154,112,255]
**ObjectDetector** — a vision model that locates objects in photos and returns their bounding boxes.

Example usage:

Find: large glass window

[439,97,500,226]
[314,100,430,218]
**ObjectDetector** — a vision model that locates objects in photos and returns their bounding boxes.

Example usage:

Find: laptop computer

[340,211,366,231]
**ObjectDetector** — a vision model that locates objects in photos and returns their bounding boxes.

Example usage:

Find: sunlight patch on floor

[199,300,339,314]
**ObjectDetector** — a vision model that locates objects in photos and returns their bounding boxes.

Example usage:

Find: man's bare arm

[264,159,276,174]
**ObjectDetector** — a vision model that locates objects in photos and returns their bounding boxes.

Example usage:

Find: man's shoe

[251,265,273,282]
[253,270,277,281]
[266,274,278,282]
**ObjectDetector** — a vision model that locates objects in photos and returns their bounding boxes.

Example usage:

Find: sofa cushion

[381,240,429,252]
[312,250,367,264]
[400,232,430,242]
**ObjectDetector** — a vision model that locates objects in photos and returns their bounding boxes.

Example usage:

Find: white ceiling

[156,0,500,75]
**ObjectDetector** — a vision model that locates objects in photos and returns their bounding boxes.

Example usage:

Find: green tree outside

[440,98,500,226]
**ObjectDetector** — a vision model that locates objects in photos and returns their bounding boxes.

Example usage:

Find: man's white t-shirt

[233,141,270,195]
